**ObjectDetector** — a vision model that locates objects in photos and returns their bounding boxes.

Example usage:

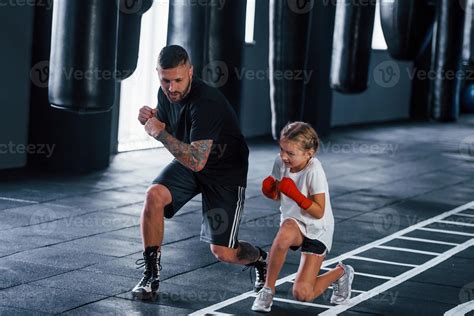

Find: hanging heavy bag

[330,0,376,94]
[116,0,154,81]
[49,0,119,112]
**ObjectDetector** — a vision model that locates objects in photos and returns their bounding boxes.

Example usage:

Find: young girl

[252,122,354,312]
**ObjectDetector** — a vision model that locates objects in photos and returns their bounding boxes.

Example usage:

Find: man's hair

[158,45,190,69]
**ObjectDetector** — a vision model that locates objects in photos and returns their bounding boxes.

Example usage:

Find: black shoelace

[242,260,266,285]
[135,257,162,274]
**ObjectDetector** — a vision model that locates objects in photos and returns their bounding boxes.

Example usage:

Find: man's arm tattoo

[157,130,212,172]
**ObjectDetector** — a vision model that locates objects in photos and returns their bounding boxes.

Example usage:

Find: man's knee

[144,185,171,215]
[210,244,236,263]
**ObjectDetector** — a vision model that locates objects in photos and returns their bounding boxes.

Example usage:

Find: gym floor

[0,115,473,315]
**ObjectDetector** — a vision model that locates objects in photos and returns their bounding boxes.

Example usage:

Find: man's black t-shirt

[156,77,249,187]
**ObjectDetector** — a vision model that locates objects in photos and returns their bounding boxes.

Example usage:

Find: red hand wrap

[261,176,278,200]
[279,177,312,210]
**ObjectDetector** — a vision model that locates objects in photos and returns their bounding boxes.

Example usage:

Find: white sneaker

[330,262,354,305]
[251,287,273,312]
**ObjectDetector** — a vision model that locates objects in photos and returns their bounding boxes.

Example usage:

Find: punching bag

[269,0,311,139]
[462,0,474,67]
[460,0,474,113]
[330,0,376,94]
[410,26,434,120]
[380,0,433,60]
[167,0,207,75]
[430,0,465,121]
[300,0,336,136]
[205,0,246,116]
[49,0,119,113]
[116,0,154,81]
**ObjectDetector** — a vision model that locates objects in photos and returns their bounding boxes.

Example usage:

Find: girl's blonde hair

[280,121,319,154]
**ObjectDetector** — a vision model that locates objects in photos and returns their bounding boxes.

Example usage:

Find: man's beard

[166,78,192,102]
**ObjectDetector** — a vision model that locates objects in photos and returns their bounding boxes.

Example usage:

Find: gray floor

[1,115,473,315]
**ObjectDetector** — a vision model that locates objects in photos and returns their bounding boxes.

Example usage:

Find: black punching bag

[459,0,474,113]
[269,0,311,139]
[116,0,154,81]
[49,0,119,113]
[205,0,246,116]
[410,26,434,120]
[429,0,464,121]
[380,0,433,60]
[167,0,207,75]
[330,0,376,93]
[463,0,474,67]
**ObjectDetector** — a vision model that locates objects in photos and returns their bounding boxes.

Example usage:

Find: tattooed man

[132,45,267,299]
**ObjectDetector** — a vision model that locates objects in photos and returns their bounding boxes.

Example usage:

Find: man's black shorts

[153,159,245,249]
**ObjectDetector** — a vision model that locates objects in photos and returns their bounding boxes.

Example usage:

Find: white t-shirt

[271,155,334,252]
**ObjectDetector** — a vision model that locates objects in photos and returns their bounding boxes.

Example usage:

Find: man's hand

[279,177,313,210]
[262,176,279,200]
[144,117,166,139]
[138,106,157,125]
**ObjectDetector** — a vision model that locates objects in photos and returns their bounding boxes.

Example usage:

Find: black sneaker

[243,247,268,292]
[132,246,161,300]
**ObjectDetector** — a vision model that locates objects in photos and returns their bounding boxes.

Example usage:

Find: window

[372,0,388,50]
[245,0,256,44]
[118,0,170,152]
